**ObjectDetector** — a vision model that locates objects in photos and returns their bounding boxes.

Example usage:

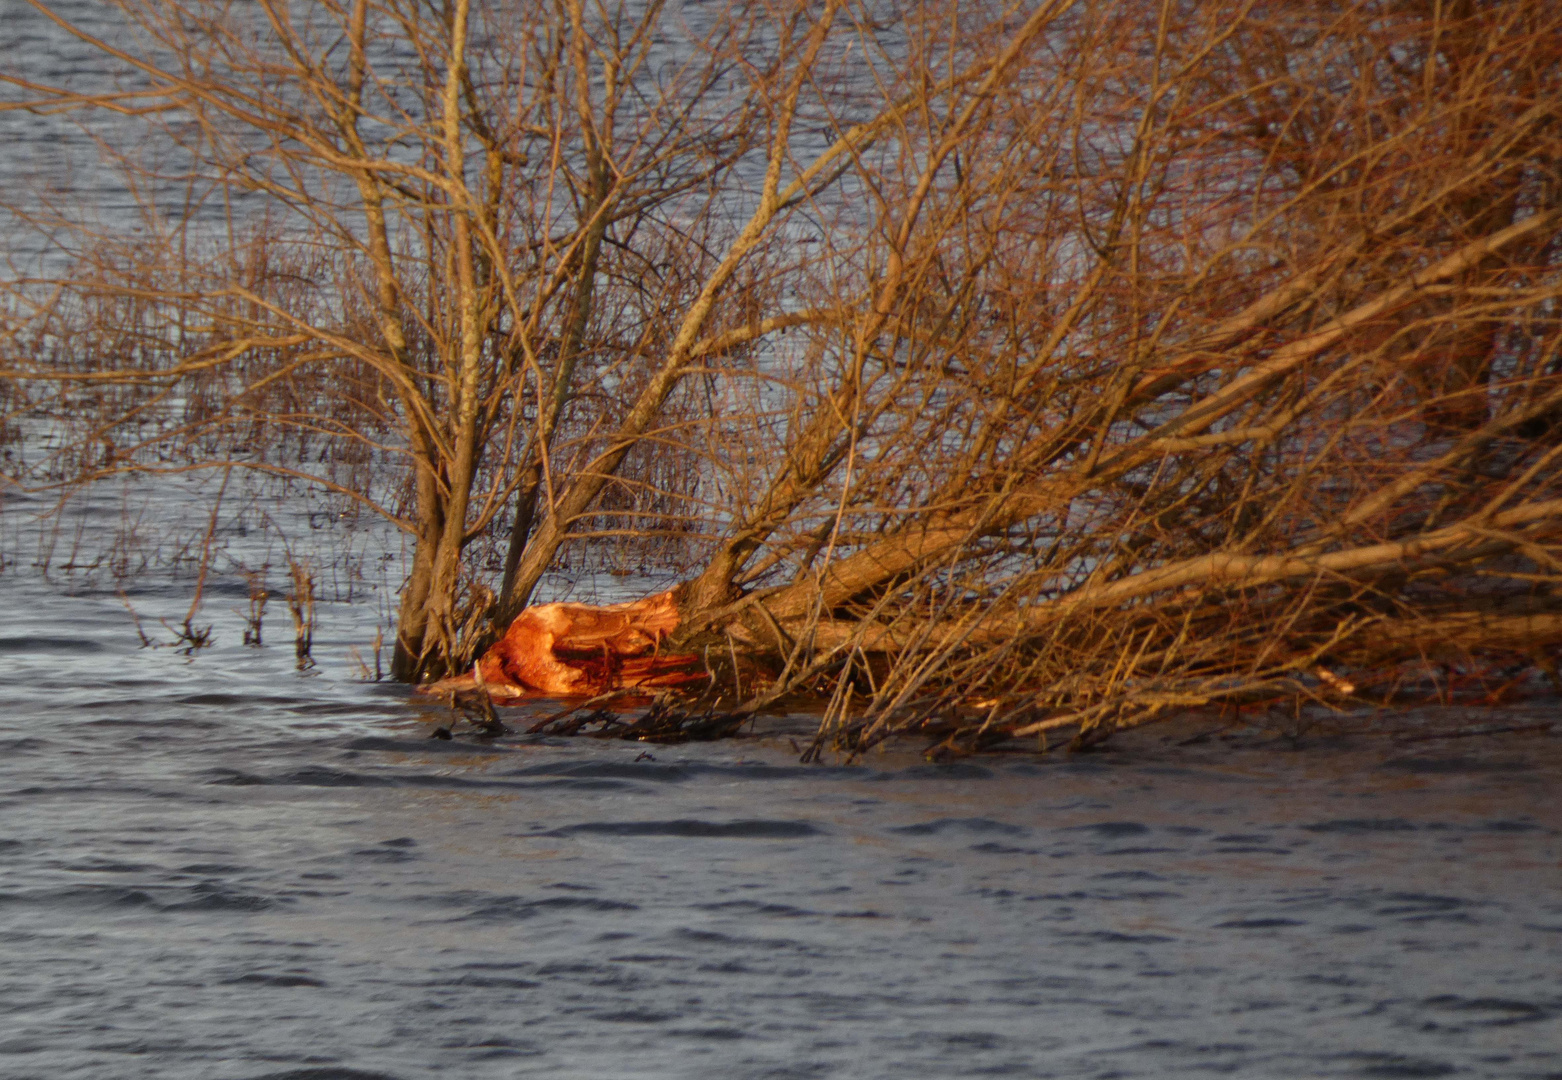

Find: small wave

[552,819,822,839]
[673,927,815,951]
[0,884,154,910]
[0,737,49,752]
[697,900,816,917]
[0,636,105,654]
[0,881,279,913]
[290,702,400,718]
[1372,891,1478,923]
[589,1009,676,1024]
[7,783,185,799]
[887,763,994,780]
[1481,819,1546,833]
[460,895,640,921]
[79,716,221,730]
[1379,755,1534,775]
[60,859,158,873]
[1215,918,1305,929]
[435,1036,543,1057]
[1094,869,1168,881]
[338,736,506,755]
[0,1037,47,1054]
[889,817,1027,836]
[503,758,859,785]
[1061,930,1177,944]
[163,882,282,913]
[516,777,640,792]
[668,1026,748,1041]
[431,974,541,989]
[176,693,247,706]
[1034,888,1180,902]
[1341,1053,1458,1078]
[968,841,1041,855]
[1063,821,1151,838]
[390,773,630,793]
[1209,845,1295,854]
[1300,818,1418,833]
[349,846,417,863]
[207,766,394,788]
[505,760,695,783]
[224,973,326,988]
[205,770,270,786]
[1422,995,1550,1025]
[1103,845,1182,855]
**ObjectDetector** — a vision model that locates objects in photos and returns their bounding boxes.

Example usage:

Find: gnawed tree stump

[430,588,701,697]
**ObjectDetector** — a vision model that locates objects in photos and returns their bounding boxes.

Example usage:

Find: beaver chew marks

[475,588,693,695]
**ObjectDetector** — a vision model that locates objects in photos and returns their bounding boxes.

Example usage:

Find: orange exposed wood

[434,588,699,697]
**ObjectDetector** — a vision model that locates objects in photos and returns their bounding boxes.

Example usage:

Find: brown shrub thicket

[3,0,1559,753]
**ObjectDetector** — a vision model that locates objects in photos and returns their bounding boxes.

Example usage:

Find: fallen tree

[440,0,1562,756]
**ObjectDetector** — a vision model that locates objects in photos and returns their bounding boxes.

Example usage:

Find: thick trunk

[391,530,438,680]
[431,588,697,696]
[392,0,484,683]
[497,460,544,622]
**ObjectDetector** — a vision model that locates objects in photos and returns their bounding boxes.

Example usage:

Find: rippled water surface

[2,570,1560,1080]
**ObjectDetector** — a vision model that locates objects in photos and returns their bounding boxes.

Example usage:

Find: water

[1,568,1560,1079]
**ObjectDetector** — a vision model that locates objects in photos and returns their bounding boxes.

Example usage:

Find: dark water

[2,572,1560,1080]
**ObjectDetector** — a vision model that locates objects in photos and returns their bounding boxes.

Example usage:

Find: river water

[1,560,1560,1080]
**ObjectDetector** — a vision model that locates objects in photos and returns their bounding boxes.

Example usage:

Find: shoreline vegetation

[3,0,1561,759]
